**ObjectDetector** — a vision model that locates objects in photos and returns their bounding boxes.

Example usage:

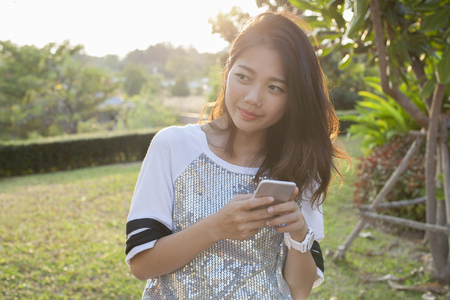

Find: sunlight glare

[0,0,265,57]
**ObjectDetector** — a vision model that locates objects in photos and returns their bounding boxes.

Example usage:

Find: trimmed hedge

[0,109,354,178]
[0,128,161,177]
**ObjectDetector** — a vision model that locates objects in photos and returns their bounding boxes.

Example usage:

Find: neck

[206,116,266,167]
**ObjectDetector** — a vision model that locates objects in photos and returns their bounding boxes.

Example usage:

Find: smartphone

[251,180,296,210]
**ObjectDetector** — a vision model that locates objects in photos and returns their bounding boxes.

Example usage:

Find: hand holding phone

[251,180,296,211]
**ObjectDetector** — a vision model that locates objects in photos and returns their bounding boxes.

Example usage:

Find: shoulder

[151,124,200,149]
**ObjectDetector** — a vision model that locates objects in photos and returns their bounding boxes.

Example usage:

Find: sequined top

[126,124,324,300]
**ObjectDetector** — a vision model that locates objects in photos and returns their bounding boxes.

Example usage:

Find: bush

[336,110,357,134]
[354,134,426,222]
[340,77,426,154]
[0,128,159,177]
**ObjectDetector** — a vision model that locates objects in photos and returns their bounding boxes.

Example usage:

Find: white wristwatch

[284,227,315,253]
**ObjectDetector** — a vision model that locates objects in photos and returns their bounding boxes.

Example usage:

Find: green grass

[0,137,447,299]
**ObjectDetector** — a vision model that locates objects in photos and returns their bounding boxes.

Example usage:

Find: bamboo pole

[425,84,447,276]
[440,115,450,229]
[440,115,450,270]
[359,197,426,210]
[359,211,450,235]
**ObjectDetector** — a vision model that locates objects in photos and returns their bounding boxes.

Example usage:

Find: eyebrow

[236,64,287,85]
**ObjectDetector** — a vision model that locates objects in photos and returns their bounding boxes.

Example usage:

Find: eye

[235,73,250,81]
[268,85,285,93]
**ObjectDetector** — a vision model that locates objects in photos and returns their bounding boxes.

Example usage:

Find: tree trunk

[369,0,430,129]
[425,84,449,283]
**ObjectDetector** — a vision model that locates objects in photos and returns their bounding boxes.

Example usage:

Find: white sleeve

[125,130,174,265]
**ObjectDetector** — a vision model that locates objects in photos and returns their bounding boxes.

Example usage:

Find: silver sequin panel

[143,153,293,300]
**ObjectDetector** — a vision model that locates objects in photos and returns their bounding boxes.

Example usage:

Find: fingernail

[267,207,273,214]
[268,197,274,202]
[266,220,270,226]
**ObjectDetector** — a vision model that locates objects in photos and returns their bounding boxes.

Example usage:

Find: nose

[244,85,263,107]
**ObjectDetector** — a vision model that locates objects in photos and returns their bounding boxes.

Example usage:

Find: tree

[49,59,117,134]
[102,54,121,71]
[0,41,117,138]
[286,0,449,282]
[208,6,250,44]
[121,63,149,97]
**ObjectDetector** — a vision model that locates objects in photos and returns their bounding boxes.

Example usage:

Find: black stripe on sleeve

[126,218,172,236]
[310,241,324,273]
[125,218,172,255]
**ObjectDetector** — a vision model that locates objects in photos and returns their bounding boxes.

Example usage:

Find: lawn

[0,136,447,299]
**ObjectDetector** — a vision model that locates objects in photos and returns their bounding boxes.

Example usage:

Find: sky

[0,0,266,58]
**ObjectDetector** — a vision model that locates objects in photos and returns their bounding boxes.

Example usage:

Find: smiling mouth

[239,108,261,120]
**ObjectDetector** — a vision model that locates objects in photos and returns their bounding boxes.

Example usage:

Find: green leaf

[419,75,437,99]
[421,7,450,32]
[338,54,352,70]
[436,46,450,84]
[290,0,322,11]
[358,91,386,103]
[365,81,383,92]
[317,31,342,43]
[410,0,442,12]
[345,0,370,38]
[339,114,359,122]
[436,187,445,200]
[326,0,344,7]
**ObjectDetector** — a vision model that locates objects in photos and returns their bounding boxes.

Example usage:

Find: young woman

[126,11,348,300]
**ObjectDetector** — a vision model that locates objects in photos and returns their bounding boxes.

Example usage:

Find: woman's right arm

[130,194,275,280]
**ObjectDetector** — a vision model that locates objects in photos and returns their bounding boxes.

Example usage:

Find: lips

[239,108,262,120]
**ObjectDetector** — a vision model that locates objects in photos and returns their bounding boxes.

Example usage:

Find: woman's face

[225,46,288,137]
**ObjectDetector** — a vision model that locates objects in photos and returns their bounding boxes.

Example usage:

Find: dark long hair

[205,11,349,207]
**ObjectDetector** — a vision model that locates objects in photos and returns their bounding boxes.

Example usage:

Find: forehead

[231,46,285,79]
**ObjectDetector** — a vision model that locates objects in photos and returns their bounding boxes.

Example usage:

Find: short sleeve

[125,131,174,265]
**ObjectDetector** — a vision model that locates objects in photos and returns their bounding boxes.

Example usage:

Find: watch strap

[284,227,315,253]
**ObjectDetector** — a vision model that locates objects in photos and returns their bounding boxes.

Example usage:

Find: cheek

[272,98,288,118]
[225,80,243,105]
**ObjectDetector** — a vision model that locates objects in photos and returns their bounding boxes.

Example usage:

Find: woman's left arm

[265,188,318,300]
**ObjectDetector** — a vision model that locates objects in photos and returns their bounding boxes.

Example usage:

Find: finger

[247,207,273,221]
[266,212,300,227]
[266,200,299,216]
[244,196,275,211]
[288,187,299,202]
[233,194,255,201]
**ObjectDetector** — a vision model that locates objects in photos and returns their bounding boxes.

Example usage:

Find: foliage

[287,0,450,282]
[206,59,224,103]
[354,134,426,222]
[168,76,190,97]
[121,43,221,80]
[341,78,425,153]
[288,0,450,119]
[322,52,377,110]
[0,40,117,139]
[120,63,150,97]
[335,110,357,134]
[0,128,159,177]
[208,6,250,44]
[1,137,444,299]
[122,85,178,129]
